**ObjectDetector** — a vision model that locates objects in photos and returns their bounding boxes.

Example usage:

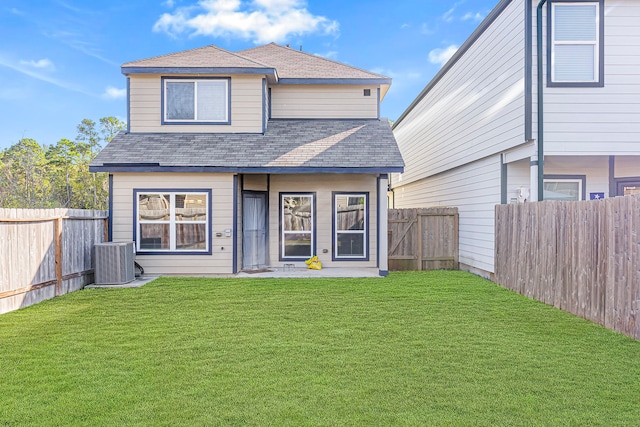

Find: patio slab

[235,267,382,278]
[85,276,160,289]
[85,268,382,288]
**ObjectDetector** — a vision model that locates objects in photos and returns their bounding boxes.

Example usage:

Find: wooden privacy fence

[495,195,640,340]
[388,208,459,271]
[0,209,108,314]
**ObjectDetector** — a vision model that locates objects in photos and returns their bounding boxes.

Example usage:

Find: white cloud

[441,1,466,23]
[44,30,119,66]
[0,56,93,96]
[103,86,127,99]
[428,45,458,65]
[153,0,340,44]
[462,12,484,22]
[19,58,55,71]
[420,23,435,35]
[442,8,455,23]
[163,0,176,6]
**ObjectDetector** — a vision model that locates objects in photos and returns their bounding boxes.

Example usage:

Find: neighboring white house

[390,0,640,278]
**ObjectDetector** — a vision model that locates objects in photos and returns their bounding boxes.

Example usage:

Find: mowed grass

[1,271,639,426]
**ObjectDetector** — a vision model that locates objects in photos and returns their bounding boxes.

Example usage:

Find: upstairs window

[162,78,230,124]
[549,1,603,86]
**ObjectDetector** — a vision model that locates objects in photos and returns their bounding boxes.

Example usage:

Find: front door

[242,192,268,270]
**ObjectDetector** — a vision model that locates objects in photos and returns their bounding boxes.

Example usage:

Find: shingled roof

[238,43,390,81]
[90,119,404,174]
[121,44,275,75]
[121,43,391,90]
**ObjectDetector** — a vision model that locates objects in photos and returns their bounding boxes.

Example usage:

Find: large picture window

[135,190,211,254]
[163,78,230,124]
[280,193,314,260]
[549,1,603,86]
[333,193,368,260]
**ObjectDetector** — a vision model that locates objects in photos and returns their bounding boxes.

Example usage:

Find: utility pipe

[536,0,547,201]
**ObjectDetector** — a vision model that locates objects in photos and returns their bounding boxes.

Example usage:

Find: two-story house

[90,43,404,276]
[390,0,640,278]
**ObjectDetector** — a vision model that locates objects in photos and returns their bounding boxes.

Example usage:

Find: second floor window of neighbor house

[550,1,603,86]
[163,78,230,124]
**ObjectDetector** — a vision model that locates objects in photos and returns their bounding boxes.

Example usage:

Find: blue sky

[0,0,498,150]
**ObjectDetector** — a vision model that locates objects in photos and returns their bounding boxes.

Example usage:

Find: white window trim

[550,2,600,84]
[163,78,229,123]
[281,193,314,260]
[543,178,584,201]
[334,193,367,259]
[137,191,210,253]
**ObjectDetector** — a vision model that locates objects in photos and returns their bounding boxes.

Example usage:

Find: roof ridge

[238,43,390,79]
[122,44,272,68]
[222,46,273,68]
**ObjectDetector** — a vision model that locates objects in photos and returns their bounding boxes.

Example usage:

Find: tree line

[0,117,125,210]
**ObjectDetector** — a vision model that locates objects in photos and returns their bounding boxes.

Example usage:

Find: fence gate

[388,208,458,271]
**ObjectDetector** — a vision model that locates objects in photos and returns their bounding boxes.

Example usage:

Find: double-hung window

[333,193,368,260]
[163,77,230,124]
[280,193,315,260]
[549,1,603,86]
[543,176,585,201]
[135,190,211,254]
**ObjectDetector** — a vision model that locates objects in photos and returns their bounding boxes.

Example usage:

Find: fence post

[103,217,109,242]
[54,217,63,296]
[416,213,423,271]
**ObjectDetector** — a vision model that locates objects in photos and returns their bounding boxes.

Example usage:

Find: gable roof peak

[122,43,272,71]
[238,42,390,81]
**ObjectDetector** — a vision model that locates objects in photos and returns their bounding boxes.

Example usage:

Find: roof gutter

[89,165,405,174]
[536,0,547,201]
[121,66,277,76]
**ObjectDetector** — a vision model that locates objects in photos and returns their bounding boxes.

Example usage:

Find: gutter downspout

[536,0,547,201]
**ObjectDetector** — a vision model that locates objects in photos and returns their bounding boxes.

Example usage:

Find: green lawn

[1,271,638,426]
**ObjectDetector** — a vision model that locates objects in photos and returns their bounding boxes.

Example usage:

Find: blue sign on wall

[590,192,605,200]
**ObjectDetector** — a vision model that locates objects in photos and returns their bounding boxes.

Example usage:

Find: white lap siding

[542,1,640,156]
[392,0,525,188]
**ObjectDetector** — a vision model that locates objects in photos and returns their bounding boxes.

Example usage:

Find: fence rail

[495,195,640,340]
[388,208,459,271]
[0,209,108,314]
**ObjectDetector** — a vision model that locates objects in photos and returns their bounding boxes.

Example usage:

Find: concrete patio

[86,267,383,288]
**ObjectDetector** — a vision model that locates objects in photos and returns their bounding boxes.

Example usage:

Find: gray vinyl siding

[392,0,525,187]
[393,155,501,275]
[541,0,640,155]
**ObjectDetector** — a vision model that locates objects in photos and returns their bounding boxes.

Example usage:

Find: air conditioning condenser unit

[94,242,135,285]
